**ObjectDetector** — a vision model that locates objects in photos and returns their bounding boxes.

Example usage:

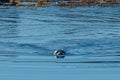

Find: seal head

[54,49,65,58]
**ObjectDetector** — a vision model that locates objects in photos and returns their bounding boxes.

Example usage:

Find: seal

[53,49,66,58]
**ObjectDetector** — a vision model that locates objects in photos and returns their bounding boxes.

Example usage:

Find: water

[0,6,120,68]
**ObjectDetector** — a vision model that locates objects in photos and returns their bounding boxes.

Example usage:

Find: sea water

[0,6,120,80]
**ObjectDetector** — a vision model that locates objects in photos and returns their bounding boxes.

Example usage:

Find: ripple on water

[0,6,120,68]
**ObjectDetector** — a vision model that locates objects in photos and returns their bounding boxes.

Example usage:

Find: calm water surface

[0,6,120,68]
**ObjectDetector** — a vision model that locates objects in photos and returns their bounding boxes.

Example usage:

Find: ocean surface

[0,6,120,80]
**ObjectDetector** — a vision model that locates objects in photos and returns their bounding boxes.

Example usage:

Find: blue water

[0,6,120,68]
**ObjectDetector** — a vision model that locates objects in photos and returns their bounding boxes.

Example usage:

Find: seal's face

[54,50,65,58]
[54,50,65,55]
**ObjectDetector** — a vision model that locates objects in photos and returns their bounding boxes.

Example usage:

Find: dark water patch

[72,19,104,23]
[0,36,18,38]
[58,61,120,63]
[11,60,55,63]
[114,54,120,56]
[0,19,18,23]
[40,20,57,23]
[0,59,120,64]
[0,16,19,19]
[0,55,17,57]
[0,23,18,26]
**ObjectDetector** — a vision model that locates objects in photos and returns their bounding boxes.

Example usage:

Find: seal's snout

[54,49,66,58]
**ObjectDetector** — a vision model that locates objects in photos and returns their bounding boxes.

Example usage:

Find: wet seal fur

[54,49,66,58]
